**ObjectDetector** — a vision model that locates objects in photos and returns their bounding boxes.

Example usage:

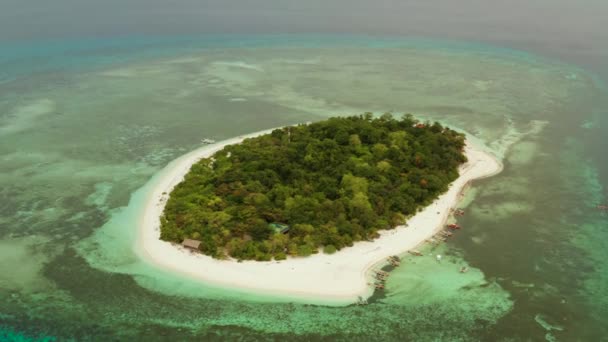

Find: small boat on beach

[408,250,423,256]
[375,273,388,280]
[387,256,401,266]
[454,208,465,216]
[390,261,400,266]
[447,223,461,230]
[374,273,388,280]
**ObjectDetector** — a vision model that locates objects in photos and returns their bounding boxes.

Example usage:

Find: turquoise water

[0,35,606,340]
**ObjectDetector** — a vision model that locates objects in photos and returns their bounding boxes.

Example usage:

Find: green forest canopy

[160,113,467,261]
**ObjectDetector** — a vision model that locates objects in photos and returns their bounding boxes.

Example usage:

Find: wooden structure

[269,223,290,234]
[182,239,202,250]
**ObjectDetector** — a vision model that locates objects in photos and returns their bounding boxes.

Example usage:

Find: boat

[408,250,423,256]
[201,138,216,144]
[447,223,461,230]
[374,273,388,280]
[460,266,469,273]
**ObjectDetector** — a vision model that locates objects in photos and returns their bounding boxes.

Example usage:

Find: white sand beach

[135,128,502,304]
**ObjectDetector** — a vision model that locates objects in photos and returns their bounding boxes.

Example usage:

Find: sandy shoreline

[135,128,502,304]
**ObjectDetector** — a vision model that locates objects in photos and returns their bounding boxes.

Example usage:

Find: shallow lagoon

[0,36,606,340]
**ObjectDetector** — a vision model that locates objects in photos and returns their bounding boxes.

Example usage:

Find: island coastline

[135,127,502,304]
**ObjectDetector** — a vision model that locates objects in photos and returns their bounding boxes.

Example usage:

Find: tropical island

[159,114,467,261]
[136,113,500,302]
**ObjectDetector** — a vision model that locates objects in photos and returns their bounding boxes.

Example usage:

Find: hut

[182,239,202,250]
[269,223,290,234]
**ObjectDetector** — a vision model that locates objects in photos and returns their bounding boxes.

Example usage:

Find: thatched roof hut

[182,239,201,250]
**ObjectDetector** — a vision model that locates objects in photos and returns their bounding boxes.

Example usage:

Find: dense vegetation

[160,113,467,261]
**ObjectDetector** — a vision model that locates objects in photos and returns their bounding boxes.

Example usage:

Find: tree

[323,245,337,254]
[349,134,361,146]
[249,219,273,241]
[340,174,368,196]
[297,244,314,257]
[376,160,391,173]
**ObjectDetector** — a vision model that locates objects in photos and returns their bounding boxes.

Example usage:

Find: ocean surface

[0,35,606,341]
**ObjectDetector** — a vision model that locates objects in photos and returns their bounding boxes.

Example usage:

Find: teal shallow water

[0,36,606,340]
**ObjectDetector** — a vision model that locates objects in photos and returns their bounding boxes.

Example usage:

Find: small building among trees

[269,223,290,234]
[182,239,202,250]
